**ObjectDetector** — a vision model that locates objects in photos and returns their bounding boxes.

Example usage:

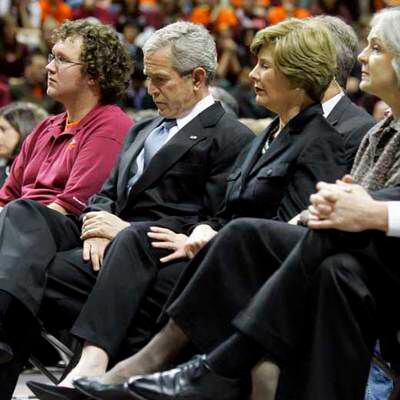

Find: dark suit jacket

[205,104,347,227]
[85,102,254,232]
[326,94,375,171]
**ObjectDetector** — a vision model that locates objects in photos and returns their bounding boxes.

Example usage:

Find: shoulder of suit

[213,108,254,137]
[308,113,342,136]
[129,117,160,133]
[338,96,375,121]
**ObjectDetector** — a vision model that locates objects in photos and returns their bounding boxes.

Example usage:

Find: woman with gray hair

[0,102,47,187]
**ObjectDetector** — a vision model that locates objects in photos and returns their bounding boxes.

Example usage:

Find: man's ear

[192,67,207,90]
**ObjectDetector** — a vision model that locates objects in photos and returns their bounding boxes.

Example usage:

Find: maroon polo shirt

[0,104,132,215]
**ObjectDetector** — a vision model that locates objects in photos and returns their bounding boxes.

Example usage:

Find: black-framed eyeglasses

[47,53,83,69]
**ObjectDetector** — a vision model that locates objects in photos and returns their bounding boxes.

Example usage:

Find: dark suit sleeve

[343,118,375,171]
[371,186,400,201]
[198,141,253,231]
[185,122,254,232]
[275,125,347,221]
[82,124,142,216]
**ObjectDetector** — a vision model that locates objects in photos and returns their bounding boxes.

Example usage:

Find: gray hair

[370,7,400,85]
[313,15,358,88]
[142,21,217,84]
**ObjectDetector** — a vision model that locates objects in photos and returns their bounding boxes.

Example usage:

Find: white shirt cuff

[386,202,400,237]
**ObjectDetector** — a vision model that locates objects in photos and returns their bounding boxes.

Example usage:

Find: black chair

[29,327,73,384]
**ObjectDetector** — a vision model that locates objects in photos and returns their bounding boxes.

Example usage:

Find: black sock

[206,333,263,379]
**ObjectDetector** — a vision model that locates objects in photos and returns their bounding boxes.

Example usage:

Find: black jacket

[85,102,254,232]
[206,103,348,228]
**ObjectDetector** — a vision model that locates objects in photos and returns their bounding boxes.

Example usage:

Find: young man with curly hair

[0,19,133,398]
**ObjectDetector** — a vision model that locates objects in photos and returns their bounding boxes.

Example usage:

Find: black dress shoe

[73,377,135,400]
[126,354,251,400]
[27,381,88,400]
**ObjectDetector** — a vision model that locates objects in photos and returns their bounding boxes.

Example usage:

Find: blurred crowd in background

[0,0,399,122]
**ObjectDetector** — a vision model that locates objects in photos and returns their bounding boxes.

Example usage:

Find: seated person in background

[10,53,61,114]
[0,102,48,187]
[0,21,252,399]
[28,17,351,399]
[0,18,133,399]
[313,15,375,171]
[69,8,400,400]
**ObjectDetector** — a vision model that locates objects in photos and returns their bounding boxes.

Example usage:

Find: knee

[4,198,40,213]
[219,218,264,240]
[112,224,144,246]
[317,253,366,289]
[2,199,47,222]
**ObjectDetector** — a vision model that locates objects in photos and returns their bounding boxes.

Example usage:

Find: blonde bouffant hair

[251,18,337,102]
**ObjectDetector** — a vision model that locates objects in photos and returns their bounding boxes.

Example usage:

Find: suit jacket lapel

[248,128,294,177]
[239,128,269,180]
[326,95,349,128]
[117,117,162,200]
[128,102,225,199]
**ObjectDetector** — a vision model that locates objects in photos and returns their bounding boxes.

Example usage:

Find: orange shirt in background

[191,5,211,25]
[40,0,72,24]
[267,5,310,25]
[214,7,238,31]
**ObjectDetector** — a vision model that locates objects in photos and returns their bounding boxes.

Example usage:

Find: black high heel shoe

[27,381,88,400]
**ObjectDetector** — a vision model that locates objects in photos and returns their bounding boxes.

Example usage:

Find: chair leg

[28,330,74,384]
[29,355,59,384]
[41,330,73,364]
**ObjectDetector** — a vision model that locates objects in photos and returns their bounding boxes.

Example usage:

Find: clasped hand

[81,211,130,240]
[307,175,385,232]
[81,211,130,271]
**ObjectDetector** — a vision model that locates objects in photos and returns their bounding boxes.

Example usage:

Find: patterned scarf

[351,115,400,191]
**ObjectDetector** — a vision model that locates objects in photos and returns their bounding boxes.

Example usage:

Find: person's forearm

[47,202,68,215]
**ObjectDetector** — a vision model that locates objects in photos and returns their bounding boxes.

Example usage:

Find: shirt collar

[322,91,345,118]
[175,94,215,131]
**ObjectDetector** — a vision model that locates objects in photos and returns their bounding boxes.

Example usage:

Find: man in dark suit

[316,16,375,171]
[0,21,252,396]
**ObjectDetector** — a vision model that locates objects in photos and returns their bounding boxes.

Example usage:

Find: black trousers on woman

[232,228,400,400]
[166,218,306,353]
[168,217,400,400]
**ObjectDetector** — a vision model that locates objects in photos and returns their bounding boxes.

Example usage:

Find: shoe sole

[75,385,136,400]
[27,381,86,400]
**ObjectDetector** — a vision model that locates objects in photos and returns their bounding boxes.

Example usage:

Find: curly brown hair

[52,19,133,104]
